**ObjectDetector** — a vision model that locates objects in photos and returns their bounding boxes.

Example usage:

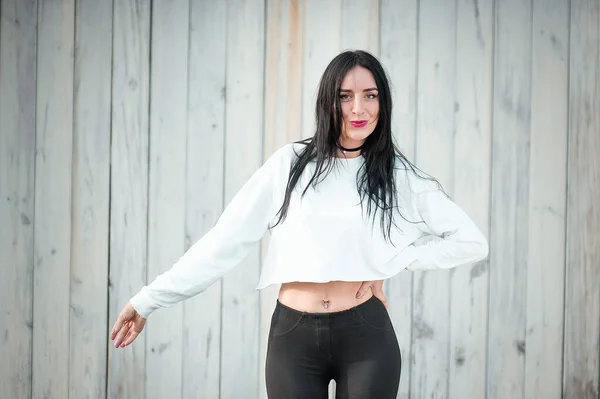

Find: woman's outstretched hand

[110,302,146,348]
[356,280,388,308]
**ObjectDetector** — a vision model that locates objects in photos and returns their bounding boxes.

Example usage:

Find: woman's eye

[340,94,352,101]
[366,93,378,99]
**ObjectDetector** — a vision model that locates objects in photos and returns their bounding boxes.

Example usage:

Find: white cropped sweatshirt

[130,142,489,318]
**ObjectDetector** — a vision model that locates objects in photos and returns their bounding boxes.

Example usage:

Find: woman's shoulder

[393,156,441,195]
[266,139,310,164]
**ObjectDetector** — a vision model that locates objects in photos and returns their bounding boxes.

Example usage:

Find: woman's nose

[352,98,363,114]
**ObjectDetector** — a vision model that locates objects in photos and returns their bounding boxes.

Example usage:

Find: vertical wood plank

[145,1,189,397]
[69,0,112,397]
[379,0,418,397]
[487,0,533,398]
[341,0,379,54]
[0,1,37,398]
[448,1,493,398]
[107,1,150,397]
[264,0,304,152]
[411,1,456,398]
[563,1,600,398]
[301,0,342,138]
[525,1,569,398]
[32,1,75,397]
[380,0,418,161]
[220,1,265,397]
[182,0,226,397]
[260,0,304,397]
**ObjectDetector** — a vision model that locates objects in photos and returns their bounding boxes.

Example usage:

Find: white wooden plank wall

[182,0,226,397]
[107,1,151,398]
[32,1,75,398]
[564,1,600,399]
[0,1,37,399]
[300,0,343,138]
[1,1,599,399]
[487,1,533,398]
[526,1,569,398]
[145,1,189,398]
[450,1,493,398]
[70,1,112,398]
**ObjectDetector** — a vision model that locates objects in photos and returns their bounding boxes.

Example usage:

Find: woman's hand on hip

[356,280,388,308]
[110,302,146,348]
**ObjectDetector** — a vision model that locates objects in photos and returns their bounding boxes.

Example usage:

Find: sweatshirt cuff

[130,288,158,319]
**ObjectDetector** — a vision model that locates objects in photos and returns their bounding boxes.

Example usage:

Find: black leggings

[265,295,401,399]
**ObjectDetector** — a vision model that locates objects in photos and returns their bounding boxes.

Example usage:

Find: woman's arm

[406,187,489,271]
[129,146,290,318]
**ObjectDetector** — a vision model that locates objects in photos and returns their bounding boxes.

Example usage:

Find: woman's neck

[336,149,361,159]
[337,139,365,158]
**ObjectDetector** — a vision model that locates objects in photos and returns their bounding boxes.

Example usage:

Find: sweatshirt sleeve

[129,146,289,318]
[406,187,489,272]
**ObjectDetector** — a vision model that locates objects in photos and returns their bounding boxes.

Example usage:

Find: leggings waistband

[275,294,382,325]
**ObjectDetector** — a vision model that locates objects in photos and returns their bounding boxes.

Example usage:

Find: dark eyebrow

[340,87,379,93]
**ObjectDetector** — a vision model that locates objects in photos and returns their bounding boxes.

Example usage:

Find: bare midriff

[278,281,374,313]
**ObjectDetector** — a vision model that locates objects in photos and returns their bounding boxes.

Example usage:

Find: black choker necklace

[338,143,364,153]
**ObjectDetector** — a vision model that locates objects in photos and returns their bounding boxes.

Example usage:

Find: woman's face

[339,66,379,147]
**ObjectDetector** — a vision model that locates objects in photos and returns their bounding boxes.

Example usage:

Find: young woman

[110,50,489,398]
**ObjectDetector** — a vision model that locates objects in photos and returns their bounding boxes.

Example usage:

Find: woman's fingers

[110,302,141,346]
[113,323,127,347]
[110,304,146,349]
[112,319,142,348]
[355,281,368,298]
[356,281,374,298]
[110,314,127,341]
[122,330,140,347]
[119,330,132,348]
[114,321,130,348]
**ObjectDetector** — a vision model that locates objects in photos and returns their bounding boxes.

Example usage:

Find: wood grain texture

[220,1,265,397]
[107,1,150,397]
[301,0,342,138]
[32,1,75,397]
[145,1,189,397]
[448,1,493,398]
[260,0,304,397]
[341,0,379,54]
[487,0,533,398]
[411,1,456,398]
[182,0,226,397]
[264,0,304,152]
[1,2,598,398]
[0,1,37,398]
[525,1,569,398]
[69,0,112,397]
[563,1,600,398]
[379,0,418,397]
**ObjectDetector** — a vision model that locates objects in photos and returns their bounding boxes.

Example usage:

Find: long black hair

[271,50,442,242]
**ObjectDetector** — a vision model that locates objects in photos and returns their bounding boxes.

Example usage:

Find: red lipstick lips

[350,120,368,128]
